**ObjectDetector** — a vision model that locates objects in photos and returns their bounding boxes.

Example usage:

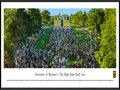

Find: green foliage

[45,28,53,35]
[49,16,54,24]
[4,9,26,64]
[95,9,116,68]
[71,11,87,26]
[26,9,41,34]
[49,14,69,25]
[104,9,116,21]
[36,35,49,49]
[4,8,42,67]
[27,37,36,41]
[41,10,50,25]
[36,28,52,49]
[62,14,69,19]
[4,32,15,62]
[87,9,104,33]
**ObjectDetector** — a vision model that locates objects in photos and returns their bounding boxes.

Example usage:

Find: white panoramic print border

[1,2,119,88]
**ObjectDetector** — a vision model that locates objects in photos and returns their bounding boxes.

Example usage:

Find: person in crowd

[12,27,100,68]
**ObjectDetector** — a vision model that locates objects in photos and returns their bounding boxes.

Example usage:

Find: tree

[62,14,69,20]
[49,16,54,24]
[71,14,78,24]
[26,9,41,34]
[95,9,116,68]
[87,9,104,34]
[82,12,87,27]
[41,10,50,25]
[23,11,32,37]
[71,11,87,26]
[77,11,83,26]
[71,11,81,25]
[4,9,25,65]
[4,8,42,67]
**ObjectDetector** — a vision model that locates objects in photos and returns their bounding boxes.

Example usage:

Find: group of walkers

[6,27,100,68]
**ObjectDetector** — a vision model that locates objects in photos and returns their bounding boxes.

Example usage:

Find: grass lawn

[73,27,89,44]
[27,37,36,40]
[36,28,53,50]
[67,55,82,65]
[36,35,50,49]
[71,23,80,27]
[78,59,82,64]
[47,24,53,27]
[67,55,77,65]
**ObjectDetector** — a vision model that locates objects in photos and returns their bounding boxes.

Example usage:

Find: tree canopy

[71,11,87,26]
[4,8,42,67]
[26,9,41,34]
[49,16,54,24]
[86,9,104,33]
[41,10,50,25]
[95,9,116,68]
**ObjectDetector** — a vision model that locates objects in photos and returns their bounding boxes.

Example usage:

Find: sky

[39,8,92,16]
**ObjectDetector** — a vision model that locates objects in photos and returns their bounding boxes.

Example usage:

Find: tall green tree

[87,9,104,33]
[49,16,54,24]
[82,12,87,27]
[4,9,26,65]
[4,8,42,67]
[71,11,87,26]
[41,10,50,25]
[71,14,78,24]
[95,9,116,68]
[26,9,41,34]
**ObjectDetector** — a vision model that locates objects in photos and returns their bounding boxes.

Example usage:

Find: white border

[1,2,119,8]
[1,2,119,88]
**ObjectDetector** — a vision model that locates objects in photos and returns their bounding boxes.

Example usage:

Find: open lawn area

[36,28,53,50]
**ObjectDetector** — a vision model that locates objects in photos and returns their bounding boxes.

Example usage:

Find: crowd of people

[6,27,100,68]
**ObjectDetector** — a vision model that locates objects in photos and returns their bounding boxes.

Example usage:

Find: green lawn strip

[27,37,36,41]
[36,28,53,50]
[45,28,53,35]
[48,24,53,27]
[70,24,79,30]
[44,24,53,29]
[67,55,77,65]
[71,23,80,27]
[36,35,50,50]
[74,27,84,34]
[78,59,82,64]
